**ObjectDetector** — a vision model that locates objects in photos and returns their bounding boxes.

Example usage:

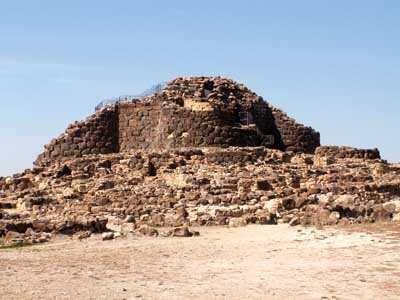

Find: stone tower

[35,77,320,166]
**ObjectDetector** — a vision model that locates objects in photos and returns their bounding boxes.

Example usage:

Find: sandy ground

[1,224,400,300]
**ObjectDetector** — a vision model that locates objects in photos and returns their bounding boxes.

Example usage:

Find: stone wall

[117,101,162,151]
[315,146,381,160]
[117,97,278,151]
[270,106,320,154]
[35,76,322,165]
[164,77,319,153]
[35,107,118,166]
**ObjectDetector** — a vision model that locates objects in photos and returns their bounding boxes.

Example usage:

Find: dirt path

[1,224,400,300]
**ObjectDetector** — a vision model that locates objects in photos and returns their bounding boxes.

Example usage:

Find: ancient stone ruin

[35,77,320,166]
[1,76,399,246]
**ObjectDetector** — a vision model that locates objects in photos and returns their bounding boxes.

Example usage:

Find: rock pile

[1,145,399,245]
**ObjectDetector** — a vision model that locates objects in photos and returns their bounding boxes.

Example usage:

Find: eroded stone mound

[1,145,399,244]
[1,76,398,245]
[35,77,320,166]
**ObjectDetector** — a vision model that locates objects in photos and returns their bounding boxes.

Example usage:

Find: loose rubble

[1,146,399,245]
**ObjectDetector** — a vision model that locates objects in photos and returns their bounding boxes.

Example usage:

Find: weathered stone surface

[101,232,115,241]
[1,146,400,244]
[2,230,51,247]
[229,217,248,228]
[167,226,198,237]
[136,224,159,237]
[1,77,398,245]
[34,77,321,167]
[3,231,25,246]
[315,146,380,160]
[34,107,118,166]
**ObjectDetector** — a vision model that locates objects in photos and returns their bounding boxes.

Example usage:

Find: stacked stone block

[35,76,322,165]
[117,101,162,151]
[270,106,320,154]
[118,96,277,151]
[35,107,118,166]
[315,146,381,160]
[163,77,318,152]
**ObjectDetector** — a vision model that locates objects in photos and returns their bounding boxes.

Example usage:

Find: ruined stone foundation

[35,77,320,166]
[1,76,399,246]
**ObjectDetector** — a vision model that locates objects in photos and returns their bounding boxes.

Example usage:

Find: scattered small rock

[124,215,135,223]
[136,225,158,237]
[102,232,115,241]
[167,226,199,237]
[289,217,300,226]
[77,231,92,240]
[228,217,247,228]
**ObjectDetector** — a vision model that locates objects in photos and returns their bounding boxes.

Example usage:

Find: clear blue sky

[1,0,399,175]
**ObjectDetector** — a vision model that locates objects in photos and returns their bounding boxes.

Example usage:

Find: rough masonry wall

[117,101,162,151]
[270,106,320,154]
[158,101,277,148]
[164,77,319,153]
[34,76,322,165]
[35,108,118,166]
[117,98,278,152]
[315,146,381,160]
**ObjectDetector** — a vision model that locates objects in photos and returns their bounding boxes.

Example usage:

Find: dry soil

[1,224,400,300]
